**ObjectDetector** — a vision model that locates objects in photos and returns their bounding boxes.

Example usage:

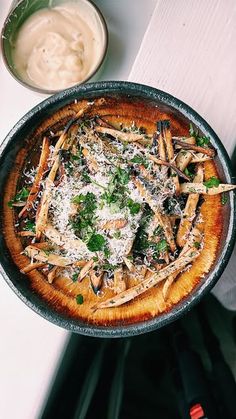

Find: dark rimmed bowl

[0,81,235,338]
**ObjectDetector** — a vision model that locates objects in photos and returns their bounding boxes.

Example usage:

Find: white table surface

[0,1,156,419]
[1,1,236,418]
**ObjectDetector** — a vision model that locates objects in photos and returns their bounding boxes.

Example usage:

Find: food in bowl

[3,95,236,326]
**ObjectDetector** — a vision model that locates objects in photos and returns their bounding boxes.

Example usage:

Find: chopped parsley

[194,241,201,249]
[81,171,91,183]
[203,176,220,189]
[154,239,168,254]
[43,250,51,256]
[184,164,195,179]
[189,123,210,147]
[101,168,129,206]
[8,187,29,207]
[153,226,163,236]
[102,262,118,272]
[87,233,106,252]
[23,220,36,233]
[115,167,130,185]
[127,198,141,215]
[65,161,74,175]
[76,294,84,305]
[130,155,149,168]
[72,273,78,282]
[196,136,210,147]
[71,148,83,164]
[221,192,228,205]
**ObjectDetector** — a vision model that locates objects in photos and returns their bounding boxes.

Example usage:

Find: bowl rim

[0,81,235,338]
[1,0,109,95]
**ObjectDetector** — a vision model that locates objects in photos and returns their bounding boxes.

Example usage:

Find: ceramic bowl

[0,81,235,337]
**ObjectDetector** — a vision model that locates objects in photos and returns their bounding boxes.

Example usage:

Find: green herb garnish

[101,168,129,206]
[81,171,91,183]
[102,263,118,271]
[71,148,83,164]
[72,273,78,282]
[154,239,168,253]
[153,226,163,236]
[76,294,84,304]
[221,192,228,205]
[130,155,149,168]
[194,241,201,249]
[196,136,210,147]
[203,176,220,189]
[8,187,29,207]
[87,233,106,252]
[44,250,51,256]
[184,165,195,179]
[127,198,141,215]
[115,167,130,185]
[23,220,36,233]
[189,123,210,147]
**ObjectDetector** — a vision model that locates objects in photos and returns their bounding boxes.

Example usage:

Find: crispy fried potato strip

[19,137,50,218]
[177,165,204,247]
[180,183,236,195]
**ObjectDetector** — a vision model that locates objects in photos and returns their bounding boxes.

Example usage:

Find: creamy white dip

[13,2,105,90]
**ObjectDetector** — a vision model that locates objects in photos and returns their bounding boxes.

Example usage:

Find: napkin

[128,0,236,309]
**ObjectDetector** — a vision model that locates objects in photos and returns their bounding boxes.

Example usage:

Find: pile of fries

[9,102,236,310]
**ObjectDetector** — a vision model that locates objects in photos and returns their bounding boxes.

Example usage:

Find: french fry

[19,137,50,218]
[176,151,193,171]
[94,126,151,144]
[48,266,59,284]
[35,179,52,239]
[82,148,99,172]
[20,262,46,274]
[24,245,72,266]
[101,219,127,230]
[174,138,216,157]
[78,259,95,281]
[74,260,87,268]
[148,154,190,180]
[123,257,135,272]
[160,120,180,194]
[154,213,176,253]
[158,130,166,161]
[113,267,126,294]
[180,183,236,195]
[30,242,54,250]
[44,224,90,255]
[191,153,212,163]
[18,231,36,237]
[177,165,204,247]
[90,270,103,294]
[174,136,196,147]
[52,103,92,158]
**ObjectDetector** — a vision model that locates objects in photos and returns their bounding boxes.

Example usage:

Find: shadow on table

[38,295,236,419]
